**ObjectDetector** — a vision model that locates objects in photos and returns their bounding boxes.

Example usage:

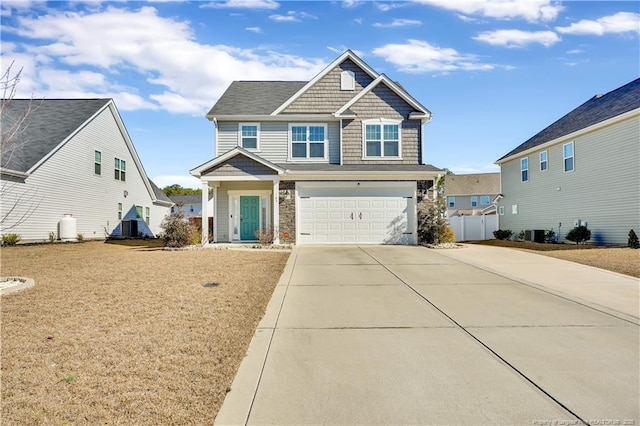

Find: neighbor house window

[363,119,401,159]
[94,150,102,175]
[498,206,505,216]
[115,158,126,181]
[136,205,143,219]
[289,124,327,160]
[448,197,455,208]
[471,196,478,207]
[239,123,259,150]
[118,203,122,220]
[563,142,574,172]
[540,150,548,171]
[521,157,528,182]
[481,195,490,205]
[145,207,150,225]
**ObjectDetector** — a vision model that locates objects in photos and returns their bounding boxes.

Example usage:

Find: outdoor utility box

[525,229,545,243]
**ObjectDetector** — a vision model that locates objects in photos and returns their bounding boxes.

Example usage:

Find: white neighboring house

[495,78,640,245]
[169,194,214,220]
[1,98,172,242]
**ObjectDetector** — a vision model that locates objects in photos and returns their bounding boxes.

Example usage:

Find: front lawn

[1,241,289,424]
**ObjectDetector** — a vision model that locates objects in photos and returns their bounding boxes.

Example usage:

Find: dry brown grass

[1,241,290,424]
[470,240,640,278]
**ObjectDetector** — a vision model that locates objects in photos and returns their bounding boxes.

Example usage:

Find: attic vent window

[341,70,355,91]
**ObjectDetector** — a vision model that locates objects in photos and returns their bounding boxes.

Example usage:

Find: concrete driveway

[215,245,639,425]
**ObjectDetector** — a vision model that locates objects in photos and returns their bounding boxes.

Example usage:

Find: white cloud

[5,6,326,114]
[269,10,316,22]
[373,19,421,28]
[372,39,497,73]
[473,29,560,48]
[200,0,279,10]
[376,3,406,12]
[245,26,262,33]
[556,12,640,36]
[341,0,363,9]
[413,0,563,22]
[456,14,476,23]
[566,48,584,54]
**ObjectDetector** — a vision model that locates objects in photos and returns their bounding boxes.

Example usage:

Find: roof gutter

[0,168,29,178]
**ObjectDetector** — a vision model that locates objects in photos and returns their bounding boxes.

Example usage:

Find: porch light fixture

[124,190,128,198]
[283,189,292,200]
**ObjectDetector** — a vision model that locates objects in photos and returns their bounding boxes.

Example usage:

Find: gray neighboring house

[444,173,501,218]
[495,78,640,245]
[1,99,172,242]
[169,194,214,219]
[190,50,443,245]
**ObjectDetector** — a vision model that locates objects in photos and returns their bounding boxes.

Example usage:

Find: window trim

[521,157,529,182]
[448,196,455,208]
[563,141,574,172]
[94,150,102,175]
[115,157,126,182]
[288,123,329,162]
[471,196,477,207]
[340,70,355,91]
[135,205,143,220]
[498,205,505,216]
[362,118,402,160]
[238,123,260,151]
[539,150,548,172]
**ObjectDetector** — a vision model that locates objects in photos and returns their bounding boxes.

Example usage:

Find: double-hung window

[363,119,401,159]
[563,142,574,172]
[239,123,259,150]
[118,203,123,220]
[289,124,327,161]
[471,196,478,207]
[540,150,548,171]
[521,157,529,182]
[481,195,491,205]
[115,158,126,181]
[448,197,455,208]
[94,150,102,175]
[145,207,150,225]
[136,206,143,220]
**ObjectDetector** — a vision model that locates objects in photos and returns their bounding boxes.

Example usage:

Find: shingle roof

[444,173,501,196]
[207,81,307,116]
[150,180,172,204]
[1,98,110,172]
[169,194,212,205]
[497,78,640,162]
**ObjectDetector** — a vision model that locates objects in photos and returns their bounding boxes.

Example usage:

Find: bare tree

[1,61,42,233]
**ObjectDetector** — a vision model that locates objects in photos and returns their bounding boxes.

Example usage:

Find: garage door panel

[297,192,415,245]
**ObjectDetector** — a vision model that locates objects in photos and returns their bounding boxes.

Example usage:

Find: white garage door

[297,187,415,245]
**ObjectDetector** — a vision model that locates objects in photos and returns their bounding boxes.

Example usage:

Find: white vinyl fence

[448,214,498,242]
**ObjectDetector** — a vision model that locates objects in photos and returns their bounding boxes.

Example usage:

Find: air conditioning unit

[574,219,588,227]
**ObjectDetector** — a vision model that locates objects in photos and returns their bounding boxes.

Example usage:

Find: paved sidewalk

[215,245,639,425]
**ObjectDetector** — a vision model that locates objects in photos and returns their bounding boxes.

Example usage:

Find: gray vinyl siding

[447,194,497,211]
[283,59,374,114]
[0,106,169,242]
[342,85,421,165]
[498,114,640,245]
[215,121,340,165]
[216,188,230,242]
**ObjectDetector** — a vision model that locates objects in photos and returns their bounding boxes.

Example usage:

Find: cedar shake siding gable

[342,83,422,165]
[201,155,279,177]
[282,59,375,114]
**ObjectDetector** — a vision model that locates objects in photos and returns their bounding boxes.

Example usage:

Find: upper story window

[115,158,126,181]
[289,124,328,161]
[94,150,102,175]
[118,203,123,220]
[341,70,355,91]
[520,157,528,182]
[363,119,401,159]
[480,195,490,205]
[540,150,548,171]
[136,205,143,219]
[239,123,259,150]
[471,196,478,207]
[448,197,455,208]
[563,142,574,172]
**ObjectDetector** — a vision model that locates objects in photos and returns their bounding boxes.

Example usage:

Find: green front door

[240,196,260,240]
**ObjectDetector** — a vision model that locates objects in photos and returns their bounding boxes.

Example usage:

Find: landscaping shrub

[417,198,449,244]
[254,227,274,245]
[493,229,513,240]
[159,213,199,248]
[440,226,456,243]
[544,229,557,243]
[566,225,591,245]
[1,233,21,246]
[629,229,639,249]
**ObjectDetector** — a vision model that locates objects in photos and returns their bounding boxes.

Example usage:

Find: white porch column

[201,181,209,246]
[272,179,280,244]
[212,186,218,243]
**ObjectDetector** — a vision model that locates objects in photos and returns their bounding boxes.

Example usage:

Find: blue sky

[1,0,638,188]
